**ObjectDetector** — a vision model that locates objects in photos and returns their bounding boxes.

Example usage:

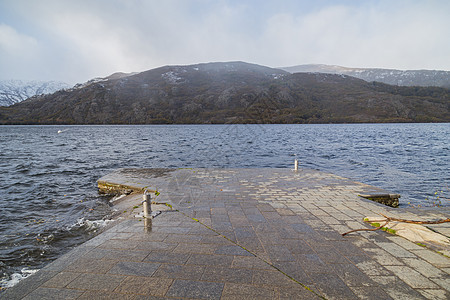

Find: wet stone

[66,273,125,292]
[215,245,253,256]
[22,287,83,300]
[166,279,224,299]
[107,261,160,277]
[153,264,205,280]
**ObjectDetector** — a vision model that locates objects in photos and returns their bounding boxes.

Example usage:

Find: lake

[0,123,449,287]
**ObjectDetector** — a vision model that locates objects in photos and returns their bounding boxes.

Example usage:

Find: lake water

[0,123,449,287]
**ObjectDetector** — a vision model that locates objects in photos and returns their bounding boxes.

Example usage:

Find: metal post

[144,217,152,232]
[143,190,151,219]
[294,159,298,171]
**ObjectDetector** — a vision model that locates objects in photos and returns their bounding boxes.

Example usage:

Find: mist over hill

[280,64,450,88]
[0,62,448,124]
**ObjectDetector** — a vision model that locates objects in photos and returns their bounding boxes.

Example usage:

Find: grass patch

[366,221,396,234]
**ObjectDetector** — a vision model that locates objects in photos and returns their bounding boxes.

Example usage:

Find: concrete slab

[1,168,449,299]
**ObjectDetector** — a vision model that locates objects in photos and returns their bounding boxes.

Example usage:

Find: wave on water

[0,268,38,289]
[67,218,115,232]
[0,217,115,289]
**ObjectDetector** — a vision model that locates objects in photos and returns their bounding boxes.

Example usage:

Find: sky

[0,0,449,85]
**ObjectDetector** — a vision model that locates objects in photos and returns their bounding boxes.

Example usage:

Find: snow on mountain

[0,80,71,106]
[280,64,450,88]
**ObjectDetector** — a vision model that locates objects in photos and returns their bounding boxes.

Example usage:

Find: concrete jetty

[2,168,449,299]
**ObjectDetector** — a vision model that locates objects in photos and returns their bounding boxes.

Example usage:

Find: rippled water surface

[0,124,449,286]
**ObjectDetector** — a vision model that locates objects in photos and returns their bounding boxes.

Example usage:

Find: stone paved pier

[2,168,449,299]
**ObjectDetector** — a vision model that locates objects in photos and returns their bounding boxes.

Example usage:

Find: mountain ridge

[1,61,448,124]
[280,64,450,88]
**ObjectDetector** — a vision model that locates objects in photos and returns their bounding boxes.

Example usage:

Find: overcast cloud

[0,0,449,85]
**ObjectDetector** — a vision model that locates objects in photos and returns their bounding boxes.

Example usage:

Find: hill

[280,64,450,88]
[0,62,448,124]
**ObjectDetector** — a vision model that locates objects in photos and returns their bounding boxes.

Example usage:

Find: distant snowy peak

[0,80,70,106]
[280,64,450,88]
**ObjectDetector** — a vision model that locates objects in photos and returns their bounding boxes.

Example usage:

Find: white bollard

[143,190,151,219]
[294,159,298,171]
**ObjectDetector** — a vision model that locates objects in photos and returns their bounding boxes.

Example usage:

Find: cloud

[0,24,43,80]
[0,0,449,84]
[0,23,38,53]
[259,2,450,70]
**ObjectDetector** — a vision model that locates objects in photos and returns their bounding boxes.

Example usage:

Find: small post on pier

[294,159,298,171]
[143,190,151,219]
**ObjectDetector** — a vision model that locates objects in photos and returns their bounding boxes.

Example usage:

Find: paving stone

[231,255,272,270]
[308,272,359,300]
[256,233,286,245]
[221,283,276,299]
[417,288,450,300]
[234,227,258,240]
[363,247,404,266]
[77,291,136,300]
[114,276,173,296]
[215,245,253,256]
[402,257,447,278]
[187,253,234,267]
[284,239,316,254]
[153,264,205,280]
[133,241,177,251]
[108,261,160,276]
[431,277,450,291]
[294,253,333,274]
[144,251,190,264]
[411,250,450,268]
[348,286,393,300]
[290,223,315,234]
[166,279,224,299]
[264,245,296,262]
[163,233,203,243]
[22,287,83,300]
[129,231,169,241]
[201,266,253,284]
[99,239,139,250]
[316,249,350,264]
[151,226,191,234]
[349,236,379,249]
[371,275,427,299]
[41,272,80,288]
[277,286,323,300]
[65,258,117,273]
[236,238,265,254]
[200,234,231,244]
[101,249,152,261]
[252,269,300,288]
[374,242,417,258]
[66,273,125,291]
[172,242,218,254]
[386,236,428,250]
[272,261,315,286]
[331,263,377,287]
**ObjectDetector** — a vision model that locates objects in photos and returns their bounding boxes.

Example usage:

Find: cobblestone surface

[1,168,449,299]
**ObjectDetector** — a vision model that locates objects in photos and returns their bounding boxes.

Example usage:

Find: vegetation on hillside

[0,62,448,124]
